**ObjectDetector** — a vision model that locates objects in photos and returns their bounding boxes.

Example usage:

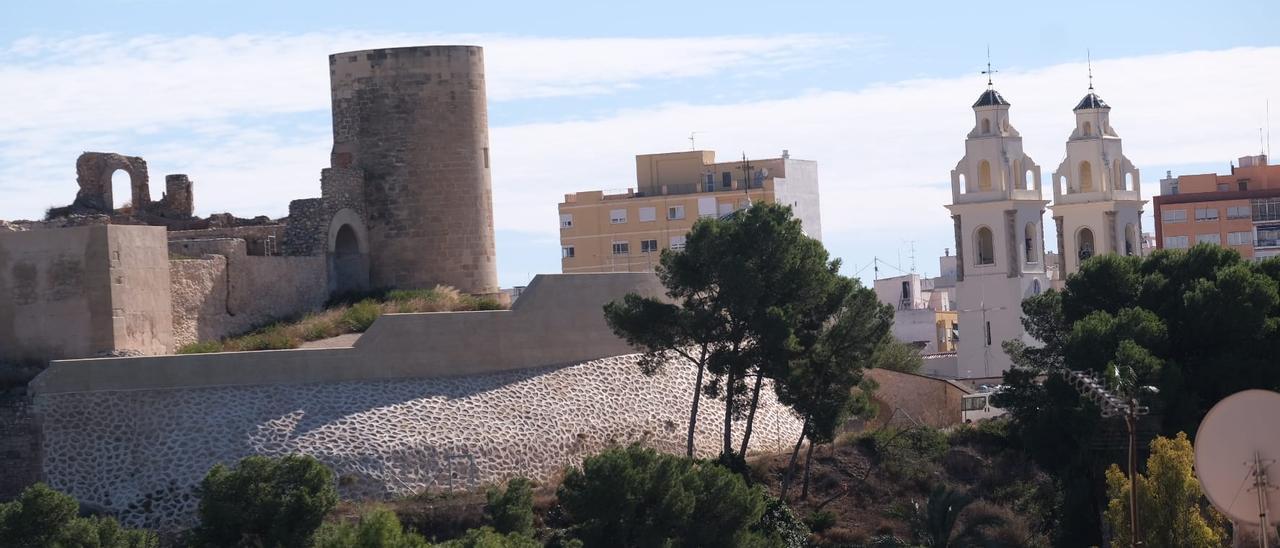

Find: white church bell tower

[1049,73,1146,277]
[945,77,1051,379]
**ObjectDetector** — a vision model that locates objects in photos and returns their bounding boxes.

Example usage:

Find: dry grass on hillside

[177,286,504,354]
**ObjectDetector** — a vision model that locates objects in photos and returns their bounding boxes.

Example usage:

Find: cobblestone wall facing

[35,354,802,530]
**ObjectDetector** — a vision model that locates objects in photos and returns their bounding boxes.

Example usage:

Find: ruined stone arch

[73,152,151,212]
[327,208,370,295]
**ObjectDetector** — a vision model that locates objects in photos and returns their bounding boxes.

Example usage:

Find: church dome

[973,89,1010,108]
[1073,92,1109,111]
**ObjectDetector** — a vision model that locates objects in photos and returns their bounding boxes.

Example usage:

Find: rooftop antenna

[982,45,998,88]
[688,131,702,151]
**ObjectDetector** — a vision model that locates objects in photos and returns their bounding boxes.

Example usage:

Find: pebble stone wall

[35,354,802,530]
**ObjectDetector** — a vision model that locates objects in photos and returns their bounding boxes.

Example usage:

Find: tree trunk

[686,360,706,458]
[800,438,816,499]
[780,421,808,501]
[722,370,736,456]
[737,372,765,457]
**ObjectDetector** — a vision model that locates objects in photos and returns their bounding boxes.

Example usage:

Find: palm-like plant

[899,485,1008,547]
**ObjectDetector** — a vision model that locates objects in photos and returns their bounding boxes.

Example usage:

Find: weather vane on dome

[1087,49,1094,91]
[983,45,998,88]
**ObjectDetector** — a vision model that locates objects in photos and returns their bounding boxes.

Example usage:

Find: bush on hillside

[192,455,337,548]
[0,483,157,547]
[434,526,542,548]
[485,478,535,535]
[557,445,776,548]
[313,507,429,548]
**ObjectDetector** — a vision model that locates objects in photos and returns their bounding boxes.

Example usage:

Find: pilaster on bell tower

[1050,55,1147,277]
[945,54,1050,379]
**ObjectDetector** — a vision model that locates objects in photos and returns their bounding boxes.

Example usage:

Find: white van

[961,391,1006,422]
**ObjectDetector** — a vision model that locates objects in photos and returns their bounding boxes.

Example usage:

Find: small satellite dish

[1194,389,1280,528]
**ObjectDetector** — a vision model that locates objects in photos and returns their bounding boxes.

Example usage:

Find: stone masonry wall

[168,239,327,347]
[330,46,498,294]
[35,354,802,530]
[0,388,40,500]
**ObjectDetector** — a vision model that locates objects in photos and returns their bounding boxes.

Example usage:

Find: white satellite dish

[1194,389,1280,535]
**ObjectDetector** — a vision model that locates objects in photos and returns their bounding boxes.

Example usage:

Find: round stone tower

[328,45,498,295]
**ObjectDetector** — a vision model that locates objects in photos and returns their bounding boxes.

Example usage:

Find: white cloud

[1,34,1277,283]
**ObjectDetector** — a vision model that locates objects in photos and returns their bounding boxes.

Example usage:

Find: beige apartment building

[558,150,821,273]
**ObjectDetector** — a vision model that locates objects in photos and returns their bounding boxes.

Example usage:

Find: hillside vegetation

[177,286,504,354]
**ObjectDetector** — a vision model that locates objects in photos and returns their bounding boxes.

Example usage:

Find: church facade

[946,79,1146,378]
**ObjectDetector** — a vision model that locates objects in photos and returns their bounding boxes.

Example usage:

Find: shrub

[755,495,809,548]
[471,297,504,311]
[557,445,771,548]
[314,507,428,548]
[434,526,542,548]
[193,454,338,548]
[805,510,837,533]
[177,340,223,354]
[340,299,383,332]
[485,478,535,535]
[0,483,157,547]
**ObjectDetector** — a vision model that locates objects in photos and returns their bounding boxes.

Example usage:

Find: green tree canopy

[995,246,1280,544]
[556,445,782,547]
[0,483,157,548]
[193,454,338,548]
[604,202,849,461]
[868,335,924,374]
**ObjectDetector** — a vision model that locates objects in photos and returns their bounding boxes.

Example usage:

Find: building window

[976,227,995,265]
[638,207,656,222]
[559,213,573,228]
[669,235,687,251]
[1239,180,1249,191]
[721,172,733,189]
[1253,198,1280,222]
[561,245,575,259]
[1228,231,1253,246]
[718,202,733,217]
[1196,233,1221,245]
[611,241,630,255]
[610,209,627,224]
[1227,206,1251,219]
[1032,279,1042,295]
[667,205,685,220]
[641,239,659,253]
[981,118,991,134]
[1024,222,1038,263]
[1258,226,1280,248]
[1164,235,1190,249]
[1195,208,1219,222]
[1162,209,1187,223]
[1078,227,1095,262]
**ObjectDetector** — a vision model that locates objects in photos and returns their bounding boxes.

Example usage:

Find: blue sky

[2,0,1277,286]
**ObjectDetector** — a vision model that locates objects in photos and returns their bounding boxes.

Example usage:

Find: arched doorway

[1125,223,1137,256]
[333,225,364,294]
[327,208,370,297]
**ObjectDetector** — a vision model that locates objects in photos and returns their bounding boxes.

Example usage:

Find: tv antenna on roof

[688,131,705,151]
[1195,389,1280,547]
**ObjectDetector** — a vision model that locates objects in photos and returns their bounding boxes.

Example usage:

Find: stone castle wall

[329,46,498,294]
[0,388,40,501]
[168,239,328,347]
[34,354,802,530]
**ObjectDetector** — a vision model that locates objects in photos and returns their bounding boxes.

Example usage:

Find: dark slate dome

[973,89,1011,108]
[1074,92,1109,111]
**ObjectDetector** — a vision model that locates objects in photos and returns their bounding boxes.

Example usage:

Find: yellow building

[558,150,821,273]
